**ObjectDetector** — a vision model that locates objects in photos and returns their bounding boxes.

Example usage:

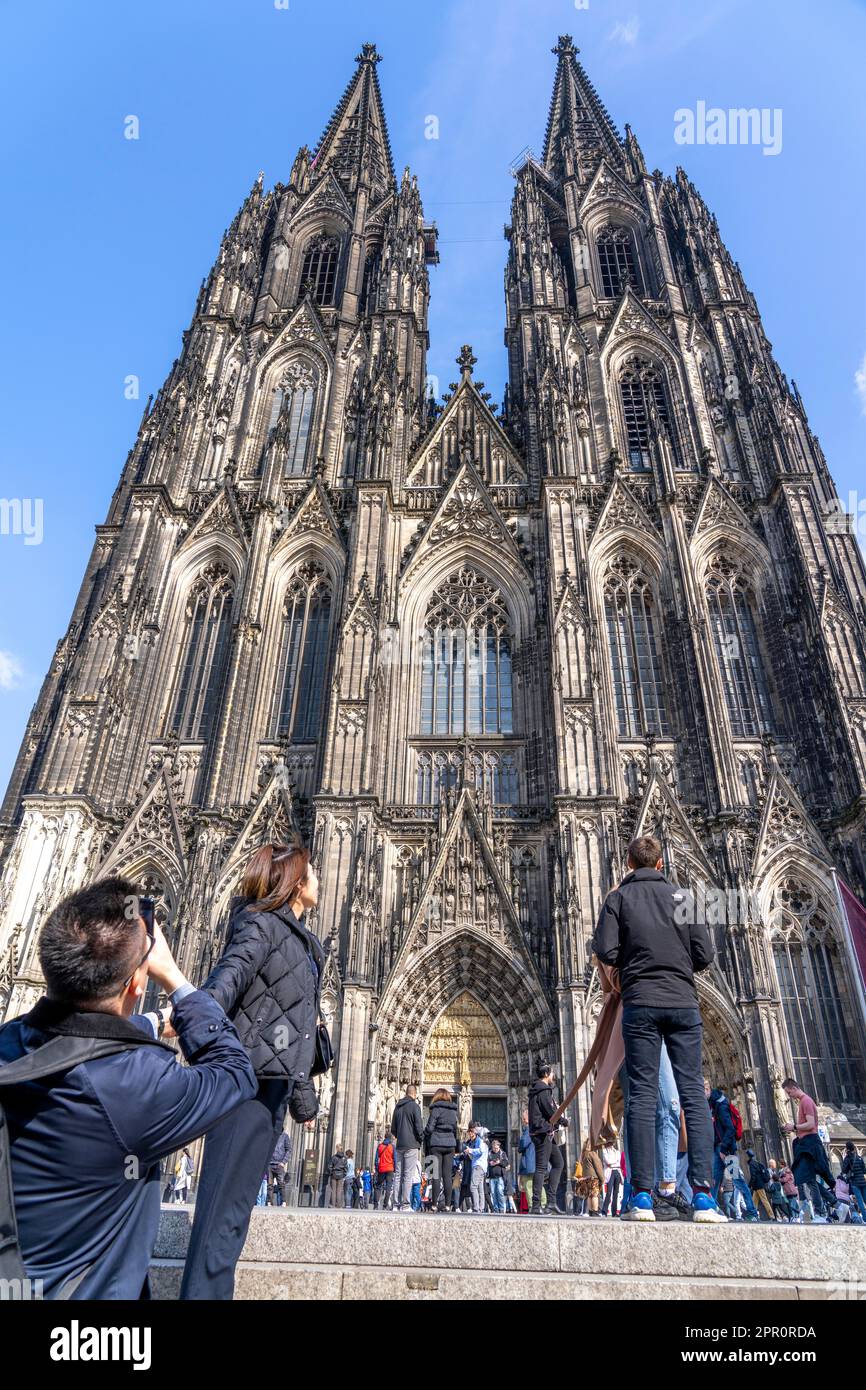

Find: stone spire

[542,35,625,183]
[309,41,395,199]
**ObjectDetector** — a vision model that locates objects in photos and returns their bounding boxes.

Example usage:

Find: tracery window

[597,224,641,298]
[273,562,332,741]
[769,878,866,1105]
[603,556,669,737]
[171,563,234,741]
[419,568,513,736]
[300,234,339,306]
[705,558,773,737]
[619,356,678,471]
[416,748,519,804]
[269,361,318,476]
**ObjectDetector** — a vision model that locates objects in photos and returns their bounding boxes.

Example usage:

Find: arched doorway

[423,991,508,1141]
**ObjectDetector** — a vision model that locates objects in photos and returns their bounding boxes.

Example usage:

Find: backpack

[376,1141,395,1174]
[728,1101,744,1142]
[0,1033,140,1293]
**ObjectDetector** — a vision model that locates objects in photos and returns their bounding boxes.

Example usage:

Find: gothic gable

[400,458,527,584]
[291,169,354,230]
[579,158,645,221]
[633,765,717,886]
[262,298,334,368]
[178,480,250,556]
[274,480,345,552]
[600,287,673,356]
[99,767,187,880]
[405,377,526,489]
[690,476,754,542]
[751,767,831,880]
[385,789,545,991]
[591,474,659,543]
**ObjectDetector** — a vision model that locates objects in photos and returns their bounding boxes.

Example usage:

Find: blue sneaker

[621,1190,655,1222]
[692,1191,728,1223]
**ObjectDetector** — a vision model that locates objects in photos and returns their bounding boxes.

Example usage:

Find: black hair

[536,1058,552,1079]
[38,876,145,1005]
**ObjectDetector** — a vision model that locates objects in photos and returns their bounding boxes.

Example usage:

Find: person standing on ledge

[180,841,323,1299]
[591,835,725,1224]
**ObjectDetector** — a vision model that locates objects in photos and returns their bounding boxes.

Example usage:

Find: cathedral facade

[2,38,866,1182]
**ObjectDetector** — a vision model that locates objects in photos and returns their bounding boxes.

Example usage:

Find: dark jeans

[375,1172,394,1208]
[792,1135,836,1198]
[180,1078,289,1300]
[602,1168,622,1216]
[429,1150,455,1208]
[530,1134,564,1211]
[621,1005,714,1192]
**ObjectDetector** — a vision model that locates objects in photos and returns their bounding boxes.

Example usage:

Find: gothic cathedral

[2,38,866,1177]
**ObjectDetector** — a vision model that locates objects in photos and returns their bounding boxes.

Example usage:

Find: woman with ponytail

[180,841,323,1300]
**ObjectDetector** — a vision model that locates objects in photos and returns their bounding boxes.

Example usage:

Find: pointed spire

[310,43,395,198]
[542,35,624,182]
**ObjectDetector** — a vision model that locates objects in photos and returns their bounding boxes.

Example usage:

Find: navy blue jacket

[0,989,256,1300]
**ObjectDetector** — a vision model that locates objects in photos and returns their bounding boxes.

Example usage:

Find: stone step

[153,1207,866,1300]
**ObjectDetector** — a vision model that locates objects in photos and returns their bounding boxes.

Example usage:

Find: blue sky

[2,0,865,794]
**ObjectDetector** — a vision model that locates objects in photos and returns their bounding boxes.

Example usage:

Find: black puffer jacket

[203,899,323,1079]
[424,1099,459,1153]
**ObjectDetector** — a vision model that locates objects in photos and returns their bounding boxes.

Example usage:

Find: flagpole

[831,868,866,1032]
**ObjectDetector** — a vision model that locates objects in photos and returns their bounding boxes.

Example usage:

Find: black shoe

[652,1189,693,1222]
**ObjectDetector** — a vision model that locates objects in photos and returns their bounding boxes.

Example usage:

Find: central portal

[422,990,508,1141]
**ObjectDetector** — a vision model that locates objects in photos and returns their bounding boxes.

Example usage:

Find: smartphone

[139,895,155,935]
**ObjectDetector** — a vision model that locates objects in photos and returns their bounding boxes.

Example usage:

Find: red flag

[838,876,866,990]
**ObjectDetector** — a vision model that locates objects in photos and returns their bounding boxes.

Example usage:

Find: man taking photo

[0,877,256,1298]
[591,836,725,1224]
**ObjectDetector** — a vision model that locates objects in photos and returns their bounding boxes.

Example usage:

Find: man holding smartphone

[0,876,256,1299]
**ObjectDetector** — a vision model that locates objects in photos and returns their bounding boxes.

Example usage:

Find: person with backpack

[0,877,256,1300]
[375,1130,396,1209]
[592,836,724,1223]
[326,1144,348,1207]
[841,1140,866,1221]
[705,1080,757,1219]
[745,1148,774,1220]
[423,1086,459,1212]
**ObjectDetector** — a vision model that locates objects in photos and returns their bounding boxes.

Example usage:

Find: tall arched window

[597,225,641,298]
[300,234,339,305]
[603,556,669,737]
[705,557,773,736]
[273,562,332,741]
[171,563,234,740]
[420,568,513,736]
[619,356,677,471]
[770,878,866,1104]
[269,361,318,476]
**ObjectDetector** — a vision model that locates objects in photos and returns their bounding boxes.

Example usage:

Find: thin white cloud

[609,18,640,47]
[856,352,866,416]
[0,651,23,691]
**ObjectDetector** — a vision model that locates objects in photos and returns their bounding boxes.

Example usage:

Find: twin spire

[306,37,623,198]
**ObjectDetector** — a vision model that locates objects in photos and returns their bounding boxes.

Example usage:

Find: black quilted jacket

[202,899,324,1080]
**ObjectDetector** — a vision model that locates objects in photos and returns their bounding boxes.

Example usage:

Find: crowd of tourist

[0,832,863,1305]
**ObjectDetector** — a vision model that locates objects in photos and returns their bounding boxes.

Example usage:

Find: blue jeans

[620,1041,682,1188]
[621,1005,714,1192]
[490,1176,506,1212]
[850,1184,866,1221]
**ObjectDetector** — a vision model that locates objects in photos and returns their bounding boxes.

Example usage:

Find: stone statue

[458,1083,473,1137]
[367,1077,383,1127]
[770,1063,792,1131]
